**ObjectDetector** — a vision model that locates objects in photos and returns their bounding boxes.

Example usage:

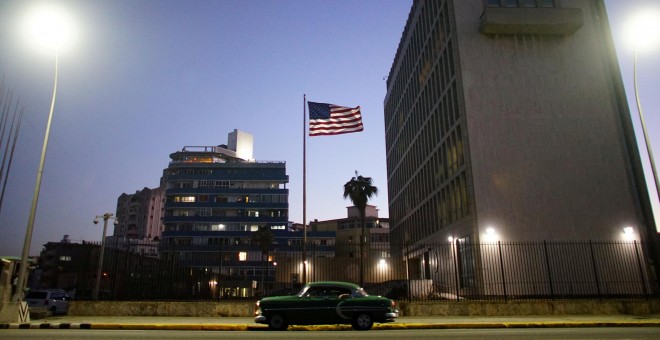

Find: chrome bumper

[254,315,267,324]
[385,312,399,321]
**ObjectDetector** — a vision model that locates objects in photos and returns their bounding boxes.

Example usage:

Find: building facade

[308,206,394,284]
[114,187,165,242]
[384,0,657,296]
[159,130,291,296]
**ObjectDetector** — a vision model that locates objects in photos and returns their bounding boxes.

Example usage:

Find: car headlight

[254,300,261,316]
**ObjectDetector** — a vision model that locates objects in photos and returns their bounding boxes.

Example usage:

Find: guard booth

[0,257,21,303]
[0,256,30,323]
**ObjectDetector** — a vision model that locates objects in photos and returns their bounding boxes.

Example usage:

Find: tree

[252,226,274,295]
[343,171,378,286]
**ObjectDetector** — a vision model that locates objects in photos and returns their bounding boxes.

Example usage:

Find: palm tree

[343,171,378,286]
[251,226,274,295]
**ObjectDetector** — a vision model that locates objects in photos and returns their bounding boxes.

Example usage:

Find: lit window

[181,196,195,203]
[238,252,247,261]
[59,256,71,261]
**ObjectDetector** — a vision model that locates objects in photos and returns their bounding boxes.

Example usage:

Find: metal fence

[56,240,658,301]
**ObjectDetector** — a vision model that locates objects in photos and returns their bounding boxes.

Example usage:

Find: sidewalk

[3,315,660,330]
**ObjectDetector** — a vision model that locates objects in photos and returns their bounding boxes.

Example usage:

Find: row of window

[166,208,287,218]
[167,167,286,178]
[167,194,287,204]
[389,124,465,207]
[172,250,273,264]
[384,0,473,245]
[387,89,463,202]
[386,29,457,156]
[338,221,380,230]
[164,222,287,232]
[385,0,450,133]
[391,171,470,246]
[171,180,283,190]
[164,236,334,248]
[197,180,230,188]
[344,234,390,243]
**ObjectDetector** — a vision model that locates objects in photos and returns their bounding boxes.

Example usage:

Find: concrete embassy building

[384,0,657,294]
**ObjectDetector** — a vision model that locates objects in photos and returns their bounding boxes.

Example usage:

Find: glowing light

[377,258,388,270]
[623,226,636,241]
[484,226,498,242]
[624,7,660,52]
[23,3,77,54]
[447,236,454,243]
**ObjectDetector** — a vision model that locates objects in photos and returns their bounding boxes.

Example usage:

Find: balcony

[480,7,583,35]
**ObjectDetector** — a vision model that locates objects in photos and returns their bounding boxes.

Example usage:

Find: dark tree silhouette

[343,171,378,286]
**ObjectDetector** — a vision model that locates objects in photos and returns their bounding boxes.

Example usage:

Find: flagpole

[302,94,307,285]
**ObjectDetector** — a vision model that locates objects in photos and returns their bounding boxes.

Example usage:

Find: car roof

[307,281,360,290]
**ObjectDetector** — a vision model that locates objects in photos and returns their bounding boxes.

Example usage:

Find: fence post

[588,240,602,298]
[496,241,507,300]
[404,245,411,302]
[452,240,460,300]
[633,241,649,298]
[543,241,554,299]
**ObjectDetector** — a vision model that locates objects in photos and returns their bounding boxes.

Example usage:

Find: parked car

[24,289,70,315]
[254,281,399,331]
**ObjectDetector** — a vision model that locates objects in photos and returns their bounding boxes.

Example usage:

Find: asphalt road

[2,328,660,339]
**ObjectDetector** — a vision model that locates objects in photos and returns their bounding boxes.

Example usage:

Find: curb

[1,323,92,329]
[3,321,660,331]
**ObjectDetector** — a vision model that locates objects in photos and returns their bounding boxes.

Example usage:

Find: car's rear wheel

[48,307,56,317]
[268,313,289,331]
[352,313,373,331]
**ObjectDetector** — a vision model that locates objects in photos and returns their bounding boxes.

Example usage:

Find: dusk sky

[0,0,658,256]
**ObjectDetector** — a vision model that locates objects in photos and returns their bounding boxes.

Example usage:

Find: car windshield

[297,284,369,297]
[296,285,310,296]
[25,292,47,299]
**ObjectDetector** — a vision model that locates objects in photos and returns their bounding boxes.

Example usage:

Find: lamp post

[11,3,76,304]
[624,7,660,293]
[628,8,660,207]
[92,213,118,300]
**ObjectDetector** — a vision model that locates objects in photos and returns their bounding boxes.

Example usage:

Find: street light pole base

[0,302,30,323]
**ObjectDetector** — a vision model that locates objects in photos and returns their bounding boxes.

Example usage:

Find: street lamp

[625,7,660,215]
[11,3,76,304]
[92,213,118,300]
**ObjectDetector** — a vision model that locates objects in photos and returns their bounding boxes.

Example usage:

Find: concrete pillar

[0,302,30,323]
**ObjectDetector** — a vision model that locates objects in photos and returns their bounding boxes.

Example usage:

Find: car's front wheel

[352,312,373,331]
[268,313,289,331]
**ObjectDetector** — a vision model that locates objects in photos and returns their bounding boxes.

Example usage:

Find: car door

[294,285,342,325]
[49,291,67,313]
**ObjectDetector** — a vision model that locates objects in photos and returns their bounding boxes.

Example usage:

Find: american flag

[308,101,363,136]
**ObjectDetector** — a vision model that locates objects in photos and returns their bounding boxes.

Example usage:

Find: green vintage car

[254,281,399,331]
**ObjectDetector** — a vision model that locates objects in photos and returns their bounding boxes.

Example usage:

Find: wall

[66,300,660,317]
